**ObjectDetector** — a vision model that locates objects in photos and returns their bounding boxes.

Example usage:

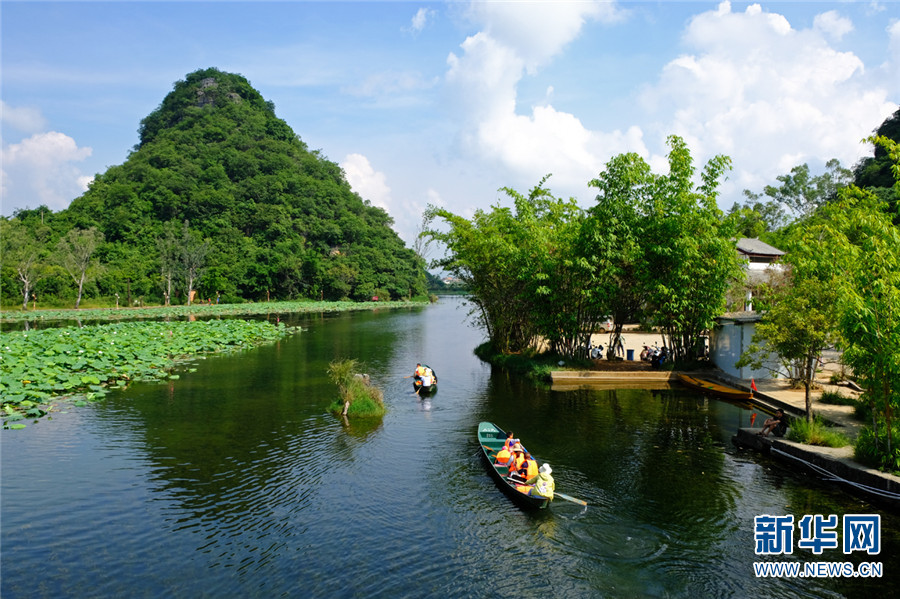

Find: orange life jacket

[508,454,525,475]
[494,447,511,465]
[521,459,538,479]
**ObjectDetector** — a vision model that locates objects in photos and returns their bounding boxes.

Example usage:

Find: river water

[2,297,897,598]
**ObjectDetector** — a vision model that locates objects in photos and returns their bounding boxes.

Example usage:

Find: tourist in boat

[526,463,555,500]
[757,409,787,437]
[510,451,538,483]
[414,363,426,377]
[507,444,525,477]
[494,444,512,467]
[502,431,518,451]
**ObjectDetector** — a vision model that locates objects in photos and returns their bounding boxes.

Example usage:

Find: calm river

[2,297,898,598]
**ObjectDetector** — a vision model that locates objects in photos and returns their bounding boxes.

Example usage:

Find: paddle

[554,492,587,506]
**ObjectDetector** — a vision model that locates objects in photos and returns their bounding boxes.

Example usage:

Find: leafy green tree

[1,219,49,309]
[737,273,841,423]
[156,221,180,305]
[724,194,787,238]
[500,178,596,358]
[639,136,743,363]
[425,200,538,353]
[55,227,104,309]
[585,153,653,355]
[826,136,900,463]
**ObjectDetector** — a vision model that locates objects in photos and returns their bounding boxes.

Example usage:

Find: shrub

[786,416,850,448]
[327,359,385,418]
[818,390,859,406]
[854,424,900,474]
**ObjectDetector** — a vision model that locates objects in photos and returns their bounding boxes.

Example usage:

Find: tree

[500,178,596,358]
[424,200,538,353]
[737,273,841,423]
[826,135,900,463]
[179,221,209,305]
[56,227,104,309]
[584,152,654,356]
[1,220,49,310]
[639,136,743,363]
[156,221,180,306]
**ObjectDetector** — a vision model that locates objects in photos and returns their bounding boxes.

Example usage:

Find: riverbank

[0,299,429,325]
[550,355,900,511]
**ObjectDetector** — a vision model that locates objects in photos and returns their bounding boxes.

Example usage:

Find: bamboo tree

[639,136,742,363]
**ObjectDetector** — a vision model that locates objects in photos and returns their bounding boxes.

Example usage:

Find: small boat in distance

[477,422,549,510]
[677,374,752,401]
[413,364,437,394]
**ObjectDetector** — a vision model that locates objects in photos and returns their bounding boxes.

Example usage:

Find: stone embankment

[550,345,900,510]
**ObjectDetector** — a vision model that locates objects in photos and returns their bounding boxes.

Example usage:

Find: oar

[555,492,587,506]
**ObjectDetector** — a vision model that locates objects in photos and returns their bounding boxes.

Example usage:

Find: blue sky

[2,1,898,245]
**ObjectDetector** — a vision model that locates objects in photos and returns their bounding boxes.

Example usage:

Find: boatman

[526,463,555,500]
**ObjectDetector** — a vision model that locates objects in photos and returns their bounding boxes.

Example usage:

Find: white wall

[710,320,783,380]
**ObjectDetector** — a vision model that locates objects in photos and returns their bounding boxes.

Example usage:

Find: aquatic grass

[473,342,592,383]
[0,299,425,324]
[327,359,385,418]
[786,416,851,448]
[1,319,295,428]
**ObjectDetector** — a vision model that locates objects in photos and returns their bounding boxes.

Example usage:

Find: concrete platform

[733,427,900,510]
[551,370,675,390]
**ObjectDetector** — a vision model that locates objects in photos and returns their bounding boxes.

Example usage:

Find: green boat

[477,422,549,510]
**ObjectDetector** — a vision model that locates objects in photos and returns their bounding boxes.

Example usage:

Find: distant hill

[58,67,426,302]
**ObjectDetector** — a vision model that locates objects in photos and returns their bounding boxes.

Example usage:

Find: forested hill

[60,67,426,303]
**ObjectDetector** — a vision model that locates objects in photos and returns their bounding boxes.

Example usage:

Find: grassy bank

[473,342,594,383]
[0,299,428,324]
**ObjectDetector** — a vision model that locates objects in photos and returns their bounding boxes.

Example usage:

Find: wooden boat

[677,374,752,401]
[413,365,437,394]
[477,422,549,510]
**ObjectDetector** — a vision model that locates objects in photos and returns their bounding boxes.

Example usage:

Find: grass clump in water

[786,416,850,448]
[327,359,385,418]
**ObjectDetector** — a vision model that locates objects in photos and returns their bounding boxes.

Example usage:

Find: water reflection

[2,298,899,598]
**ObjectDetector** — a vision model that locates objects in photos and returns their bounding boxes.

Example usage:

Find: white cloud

[465,0,624,71]
[813,10,854,41]
[342,153,391,212]
[1,101,49,134]
[639,1,896,203]
[410,7,434,34]
[444,3,642,200]
[1,131,93,214]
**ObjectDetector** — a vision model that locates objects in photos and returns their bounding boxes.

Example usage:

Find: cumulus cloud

[465,0,623,71]
[443,0,895,210]
[640,1,896,198]
[444,1,642,199]
[1,131,93,214]
[342,153,392,212]
[814,10,854,41]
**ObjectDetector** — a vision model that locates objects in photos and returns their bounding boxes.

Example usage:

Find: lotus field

[1,319,294,429]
